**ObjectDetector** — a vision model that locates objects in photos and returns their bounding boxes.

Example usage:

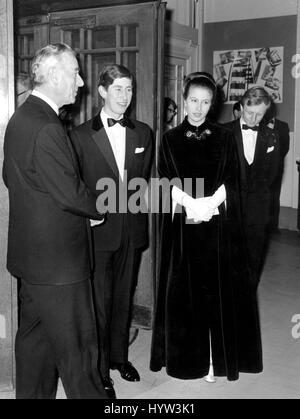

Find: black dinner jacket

[2,95,102,285]
[70,113,153,251]
[273,119,290,159]
[225,119,280,226]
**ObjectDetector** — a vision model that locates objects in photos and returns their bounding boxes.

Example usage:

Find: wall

[204,0,297,23]
[0,0,17,391]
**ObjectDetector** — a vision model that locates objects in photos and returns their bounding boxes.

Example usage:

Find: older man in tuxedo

[70,64,153,398]
[225,86,280,290]
[3,43,106,399]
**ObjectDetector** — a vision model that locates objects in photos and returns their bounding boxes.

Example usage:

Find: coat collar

[92,113,104,131]
[27,94,59,120]
[232,119,247,184]
[91,112,135,131]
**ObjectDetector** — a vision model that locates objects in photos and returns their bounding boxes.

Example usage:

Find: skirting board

[279,207,299,231]
[132,304,152,329]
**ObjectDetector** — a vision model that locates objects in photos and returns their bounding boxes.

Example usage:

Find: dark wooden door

[16,1,165,328]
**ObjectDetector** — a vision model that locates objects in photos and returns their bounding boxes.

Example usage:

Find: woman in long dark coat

[150,72,263,381]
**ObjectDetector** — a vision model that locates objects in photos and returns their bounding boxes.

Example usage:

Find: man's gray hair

[30,43,76,87]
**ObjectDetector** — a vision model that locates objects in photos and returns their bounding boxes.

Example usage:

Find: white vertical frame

[0,0,18,391]
[195,0,204,70]
[292,0,300,209]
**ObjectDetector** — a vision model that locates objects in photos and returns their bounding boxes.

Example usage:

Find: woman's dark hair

[98,64,134,89]
[233,101,241,114]
[182,72,217,103]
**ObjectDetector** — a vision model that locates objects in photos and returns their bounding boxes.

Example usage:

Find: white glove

[172,187,213,222]
[207,184,226,210]
[186,196,215,222]
[172,185,226,223]
[185,204,202,223]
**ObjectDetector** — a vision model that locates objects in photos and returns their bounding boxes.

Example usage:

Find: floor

[1,229,299,399]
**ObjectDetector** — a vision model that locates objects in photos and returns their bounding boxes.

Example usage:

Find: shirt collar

[31,90,59,115]
[100,108,124,128]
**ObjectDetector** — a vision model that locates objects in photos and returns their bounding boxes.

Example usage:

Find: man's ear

[48,66,59,86]
[98,85,107,100]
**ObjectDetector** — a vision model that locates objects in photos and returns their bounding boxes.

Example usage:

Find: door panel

[50,3,158,127]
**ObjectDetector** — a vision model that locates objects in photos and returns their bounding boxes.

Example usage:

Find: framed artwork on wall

[213,46,283,103]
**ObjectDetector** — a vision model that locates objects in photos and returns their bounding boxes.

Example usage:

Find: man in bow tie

[225,86,280,291]
[70,64,153,398]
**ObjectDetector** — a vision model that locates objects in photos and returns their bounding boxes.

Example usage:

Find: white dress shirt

[101,109,126,181]
[240,117,258,165]
[31,90,59,115]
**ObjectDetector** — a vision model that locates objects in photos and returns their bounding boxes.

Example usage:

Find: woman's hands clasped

[183,196,216,223]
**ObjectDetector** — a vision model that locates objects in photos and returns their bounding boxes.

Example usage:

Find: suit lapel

[234,120,247,185]
[91,115,119,178]
[252,127,268,168]
[124,126,139,178]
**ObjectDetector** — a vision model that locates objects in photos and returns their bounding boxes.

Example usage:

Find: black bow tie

[242,124,259,131]
[107,117,129,128]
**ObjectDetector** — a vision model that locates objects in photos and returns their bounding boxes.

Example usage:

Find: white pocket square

[135,147,145,154]
[267,146,274,153]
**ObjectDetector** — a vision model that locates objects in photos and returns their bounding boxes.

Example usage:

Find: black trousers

[268,169,284,231]
[93,230,140,379]
[15,278,107,399]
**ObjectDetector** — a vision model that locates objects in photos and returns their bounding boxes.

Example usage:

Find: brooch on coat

[185,128,211,141]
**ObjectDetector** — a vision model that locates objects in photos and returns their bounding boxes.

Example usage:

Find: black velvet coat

[150,117,263,380]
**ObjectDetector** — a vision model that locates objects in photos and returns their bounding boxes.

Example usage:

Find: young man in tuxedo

[70,64,153,398]
[225,86,280,290]
[3,43,106,399]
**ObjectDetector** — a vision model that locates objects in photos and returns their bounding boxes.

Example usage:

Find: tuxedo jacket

[70,113,153,251]
[273,119,290,159]
[225,119,280,226]
[2,95,102,285]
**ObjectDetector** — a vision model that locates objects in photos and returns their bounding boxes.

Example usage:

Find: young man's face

[99,77,133,119]
[241,102,269,127]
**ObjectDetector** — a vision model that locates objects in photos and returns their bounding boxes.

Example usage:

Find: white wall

[204,0,297,23]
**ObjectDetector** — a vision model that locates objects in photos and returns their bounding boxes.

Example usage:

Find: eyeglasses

[168,108,177,115]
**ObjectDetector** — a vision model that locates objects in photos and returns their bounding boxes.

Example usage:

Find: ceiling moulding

[15,0,156,17]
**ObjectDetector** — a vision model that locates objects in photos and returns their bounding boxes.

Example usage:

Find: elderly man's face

[57,52,84,107]
[241,102,269,127]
